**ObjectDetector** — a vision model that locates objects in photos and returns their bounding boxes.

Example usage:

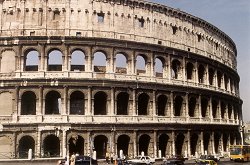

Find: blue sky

[150,0,250,122]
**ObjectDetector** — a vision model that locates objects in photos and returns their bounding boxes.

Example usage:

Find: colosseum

[0,0,243,160]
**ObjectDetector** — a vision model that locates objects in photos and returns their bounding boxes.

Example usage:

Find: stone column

[211,132,215,154]
[172,131,175,156]
[110,87,115,116]
[132,89,136,116]
[133,130,137,157]
[12,86,19,122]
[170,92,174,118]
[187,130,191,158]
[153,130,157,158]
[183,57,186,82]
[152,90,156,117]
[185,93,189,121]
[131,51,136,75]
[198,95,202,119]
[87,86,92,115]
[168,55,171,81]
[200,131,204,155]
[37,86,43,121]
[43,46,48,71]
[206,64,209,85]
[63,86,68,115]
[37,130,41,157]
[62,130,67,157]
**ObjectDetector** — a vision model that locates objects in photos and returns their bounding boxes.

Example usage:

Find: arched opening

[68,135,85,155]
[115,53,127,74]
[217,71,222,88]
[198,65,205,83]
[157,95,167,116]
[172,59,181,79]
[186,62,194,80]
[214,133,220,154]
[203,133,210,154]
[155,57,164,77]
[21,91,36,115]
[139,134,150,156]
[190,133,198,156]
[174,96,183,116]
[94,135,108,159]
[175,133,185,155]
[18,136,35,158]
[221,101,226,119]
[94,51,106,72]
[188,97,196,117]
[117,135,130,157]
[138,93,149,115]
[228,104,232,119]
[224,75,229,90]
[43,135,60,157]
[201,97,208,118]
[117,92,129,115]
[70,91,85,115]
[212,100,218,118]
[94,91,107,115]
[158,134,169,157]
[223,133,229,152]
[136,55,147,75]
[71,50,85,71]
[230,133,235,145]
[209,68,214,85]
[24,50,39,71]
[45,91,61,114]
[48,49,63,71]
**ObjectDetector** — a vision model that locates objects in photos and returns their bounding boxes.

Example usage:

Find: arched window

[139,134,150,156]
[24,50,39,71]
[71,50,85,71]
[212,99,218,118]
[21,91,36,115]
[48,50,63,71]
[94,91,107,115]
[186,62,194,80]
[174,95,183,116]
[155,57,164,77]
[157,95,167,116]
[70,91,85,115]
[117,92,129,115]
[172,59,181,79]
[115,53,127,74]
[43,135,60,157]
[93,51,106,72]
[136,55,146,75]
[18,136,35,158]
[198,65,205,83]
[201,97,208,118]
[45,91,61,114]
[209,68,215,85]
[188,97,196,117]
[138,93,149,115]
[217,71,222,88]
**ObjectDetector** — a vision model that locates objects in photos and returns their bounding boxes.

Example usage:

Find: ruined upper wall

[0,0,237,70]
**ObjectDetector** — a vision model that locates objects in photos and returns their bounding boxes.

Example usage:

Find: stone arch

[94,135,108,159]
[45,90,62,114]
[136,54,147,74]
[93,51,107,72]
[223,133,229,152]
[1,50,16,73]
[70,91,85,115]
[158,134,170,157]
[203,132,210,154]
[116,92,129,115]
[47,49,63,71]
[224,74,229,90]
[214,132,221,154]
[155,56,164,77]
[221,101,226,119]
[175,133,185,155]
[174,95,183,116]
[68,135,85,155]
[186,62,194,80]
[139,134,151,156]
[201,97,209,118]
[228,104,232,119]
[24,49,39,71]
[43,134,60,157]
[188,96,197,117]
[21,91,36,115]
[212,99,218,118]
[18,135,35,158]
[198,64,205,83]
[117,134,130,157]
[138,93,149,115]
[0,91,13,115]
[171,59,181,79]
[115,53,127,74]
[70,49,85,71]
[157,94,167,116]
[94,91,107,115]
[190,133,199,156]
[208,68,215,85]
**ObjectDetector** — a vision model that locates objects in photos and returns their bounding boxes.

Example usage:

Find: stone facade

[0,0,242,160]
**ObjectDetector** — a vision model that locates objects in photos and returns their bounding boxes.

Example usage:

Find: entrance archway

[117,135,130,157]
[139,134,150,156]
[68,135,84,155]
[18,136,35,158]
[43,135,60,157]
[94,135,108,159]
